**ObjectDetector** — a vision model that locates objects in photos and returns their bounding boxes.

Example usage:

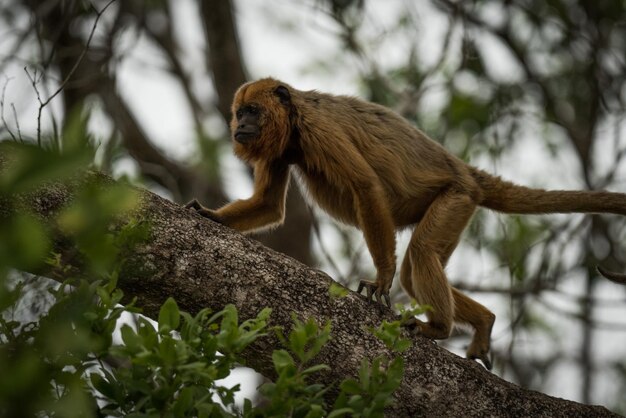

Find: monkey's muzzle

[234,129,259,144]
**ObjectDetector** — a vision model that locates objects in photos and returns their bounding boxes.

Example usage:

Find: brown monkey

[187,78,626,369]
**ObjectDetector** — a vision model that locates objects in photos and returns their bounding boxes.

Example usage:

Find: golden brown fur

[187,78,626,368]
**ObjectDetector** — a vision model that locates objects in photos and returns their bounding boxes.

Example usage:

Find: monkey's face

[230,79,293,163]
[233,105,261,145]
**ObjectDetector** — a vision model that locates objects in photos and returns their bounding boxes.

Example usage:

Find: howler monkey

[187,78,626,369]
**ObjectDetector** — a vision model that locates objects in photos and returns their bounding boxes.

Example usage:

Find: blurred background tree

[1,0,625,411]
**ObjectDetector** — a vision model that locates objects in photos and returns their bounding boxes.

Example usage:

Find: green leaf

[120,324,142,351]
[0,142,92,195]
[289,323,307,359]
[304,404,326,418]
[359,359,371,389]
[158,297,180,333]
[302,364,330,376]
[329,282,349,298]
[340,379,361,395]
[384,357,405,391]
[137,318,158,350]
[347,395,364,411]
[272,349,295,371]
[220,304,238,332]
[0,213,50,270]
[159,337,178,366]
[90,373,116,399]
[243,398,253,414]
[171,386,194,415]
[327,408,354,418]
[394,339,411,353]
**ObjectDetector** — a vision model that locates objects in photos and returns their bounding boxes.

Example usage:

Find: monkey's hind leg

[401,191,477,340]
[451,288,496,370]
[401,191,496,369]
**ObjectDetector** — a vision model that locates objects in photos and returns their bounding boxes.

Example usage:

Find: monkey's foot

[357,280,391,308]
[184,199,203,211]
[466,314,495,371]
[401,317,426,333]
[467,347,492,371]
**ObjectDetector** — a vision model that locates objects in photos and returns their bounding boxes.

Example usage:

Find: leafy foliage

[0,142,407,417]
[92,301,271,417]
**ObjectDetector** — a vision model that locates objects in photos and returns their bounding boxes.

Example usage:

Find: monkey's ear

[274,85,291,106]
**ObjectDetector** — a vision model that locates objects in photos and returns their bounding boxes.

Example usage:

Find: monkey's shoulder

[300,92,397,120]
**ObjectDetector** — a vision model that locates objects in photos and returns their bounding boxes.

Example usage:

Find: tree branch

[200,0,247,123]
[0,154,618,417]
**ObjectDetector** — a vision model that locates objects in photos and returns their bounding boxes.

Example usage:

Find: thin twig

[41,0,117,108]
[0,76,17,141]
[23,66,43,145]
[10,103,22,142]
[25,0,117,145]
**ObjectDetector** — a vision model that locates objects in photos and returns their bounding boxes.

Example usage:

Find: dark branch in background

[143,3,207,135]
[200,0,248,123]
[0,154,618,417]
[94,76,206,202]
[10,103,21,141]
[24,0,227,206]
[0,77,19,141]
[0,25,31,75]
[433,0,602,177]
[597,266,626,285]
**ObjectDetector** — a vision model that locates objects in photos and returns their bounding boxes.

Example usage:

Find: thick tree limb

[0,161,617,417]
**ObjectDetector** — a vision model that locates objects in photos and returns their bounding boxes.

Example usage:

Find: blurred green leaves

[0,136,142,417]
[256,313,406,418]
[0,211,49,272]
[0,140,94,276]
[0,139,407,417]
[96,301,270,417]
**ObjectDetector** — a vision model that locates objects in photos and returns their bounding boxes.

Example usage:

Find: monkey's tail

[469,167,626,216]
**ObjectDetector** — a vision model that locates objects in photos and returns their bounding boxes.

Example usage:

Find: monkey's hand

[357,280,392,308]
[184,199,223,223]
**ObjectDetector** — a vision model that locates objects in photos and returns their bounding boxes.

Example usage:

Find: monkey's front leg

[352,185,397,308]
[186,161,290,232]
[185,193,286,232]
[357,273,394,308]
[185,199,223,223]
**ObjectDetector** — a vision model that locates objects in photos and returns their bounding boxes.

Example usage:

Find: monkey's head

[230,78,294,163]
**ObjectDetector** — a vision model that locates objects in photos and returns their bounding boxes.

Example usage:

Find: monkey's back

[292,89,469,226]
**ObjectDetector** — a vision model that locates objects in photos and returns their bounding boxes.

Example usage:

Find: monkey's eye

[236,106,259,119]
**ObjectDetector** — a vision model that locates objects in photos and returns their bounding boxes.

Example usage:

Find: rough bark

[0,159,618,417]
